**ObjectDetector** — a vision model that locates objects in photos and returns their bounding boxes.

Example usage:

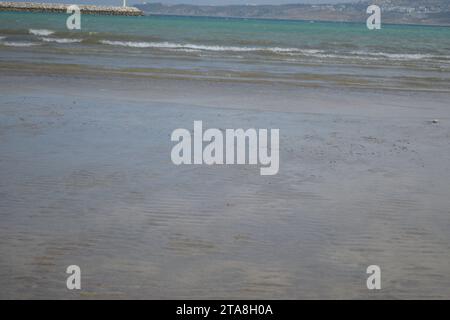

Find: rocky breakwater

[0,2,143,16]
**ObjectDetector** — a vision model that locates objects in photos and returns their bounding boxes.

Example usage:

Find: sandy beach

[1,11,450,299]
[1,66,450,299]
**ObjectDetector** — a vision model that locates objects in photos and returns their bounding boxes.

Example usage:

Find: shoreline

[0,1,143,16]
[2,67,450,118]
[1,60,449,94]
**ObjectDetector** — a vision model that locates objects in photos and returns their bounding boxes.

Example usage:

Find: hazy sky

[13,0,358,5]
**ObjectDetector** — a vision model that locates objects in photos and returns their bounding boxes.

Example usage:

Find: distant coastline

[0,1,143,16]
[142,13,450,29]
[136,1,450,27]
[1,1,449,26]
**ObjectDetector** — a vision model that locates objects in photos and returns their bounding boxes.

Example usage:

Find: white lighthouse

[123,0,127,7]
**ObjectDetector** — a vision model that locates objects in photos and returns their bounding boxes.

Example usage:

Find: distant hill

[135,1,450,26]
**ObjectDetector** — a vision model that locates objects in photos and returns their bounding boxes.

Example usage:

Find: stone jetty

[0,2,143,16]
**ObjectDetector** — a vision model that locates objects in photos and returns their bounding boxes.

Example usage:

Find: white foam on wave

[350,51,436,61]
[1,41,40,47]
[289,50,449,62]
[99,40,312,54]
[170,48,202,53]
[100,40,158,48]
[97,40,450,62]
[29,29,55,36]
[41,37,82,44]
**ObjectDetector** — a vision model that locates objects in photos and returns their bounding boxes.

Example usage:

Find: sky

[12,0,358,6]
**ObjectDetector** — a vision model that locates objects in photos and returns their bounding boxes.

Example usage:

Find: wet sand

[1,71,450,299]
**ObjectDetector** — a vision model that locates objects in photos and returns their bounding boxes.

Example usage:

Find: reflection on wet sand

[1,74,450,299]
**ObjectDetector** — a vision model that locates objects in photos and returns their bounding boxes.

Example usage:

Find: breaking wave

[29,29,55,36]
[1,41,40,47]
[350,51,437,61]
[40,37,83,44]
[97,40,448,62]
[98,40,317,54]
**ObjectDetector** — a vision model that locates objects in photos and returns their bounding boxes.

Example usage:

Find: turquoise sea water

[1,12,450,89]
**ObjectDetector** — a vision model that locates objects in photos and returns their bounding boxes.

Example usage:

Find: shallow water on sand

[1,75,450,299]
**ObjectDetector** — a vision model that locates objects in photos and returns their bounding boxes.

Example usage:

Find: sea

[1,11,450,91]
